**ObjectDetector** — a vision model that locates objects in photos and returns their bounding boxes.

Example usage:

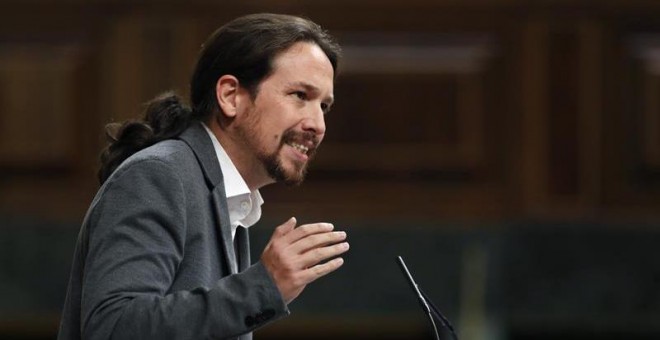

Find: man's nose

[302,106,326,136]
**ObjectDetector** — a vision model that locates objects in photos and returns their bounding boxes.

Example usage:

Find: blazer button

[244,315,255,327]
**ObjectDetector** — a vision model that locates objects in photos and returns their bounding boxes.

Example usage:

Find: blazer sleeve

[79,158,288,339]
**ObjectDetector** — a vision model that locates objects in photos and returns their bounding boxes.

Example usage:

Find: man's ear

[215,75,242,118]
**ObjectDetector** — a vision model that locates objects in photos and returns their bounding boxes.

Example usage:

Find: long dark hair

[98,13,341,184]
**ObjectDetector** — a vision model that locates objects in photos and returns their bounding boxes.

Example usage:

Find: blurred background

[2,0,660,339]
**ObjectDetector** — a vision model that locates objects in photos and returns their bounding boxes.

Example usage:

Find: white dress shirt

[202,123,263,240]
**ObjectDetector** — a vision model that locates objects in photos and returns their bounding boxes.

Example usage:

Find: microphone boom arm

[396,256,458,340]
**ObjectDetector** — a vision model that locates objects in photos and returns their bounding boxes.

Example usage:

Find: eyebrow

[290,81,334,105]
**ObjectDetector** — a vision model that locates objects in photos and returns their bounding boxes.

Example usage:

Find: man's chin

[263,162,303,186]
[279,167,307,186]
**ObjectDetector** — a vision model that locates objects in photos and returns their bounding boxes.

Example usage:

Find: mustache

[281,130,320,151]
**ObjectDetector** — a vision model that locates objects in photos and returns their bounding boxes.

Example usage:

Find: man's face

[234,42,334,185]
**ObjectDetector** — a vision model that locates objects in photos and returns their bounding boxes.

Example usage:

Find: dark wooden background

[2,1,660,339]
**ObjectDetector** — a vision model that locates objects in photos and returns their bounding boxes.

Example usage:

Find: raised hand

[260,217,349,304]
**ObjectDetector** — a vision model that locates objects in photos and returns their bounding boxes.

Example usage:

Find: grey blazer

[58,122,289,340]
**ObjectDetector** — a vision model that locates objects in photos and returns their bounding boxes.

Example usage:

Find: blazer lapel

[211,188,238,274]
[179,122,238,274]
[235,226,251,271]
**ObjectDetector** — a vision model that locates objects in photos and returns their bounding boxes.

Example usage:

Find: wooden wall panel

[548,28,580,197]
[0,39,98,221]
[1,2,660,221]
[100,16,207,123]
[521,19,603,217]
[316,37,494,175]
[641,56,660,168]
[601,32,660,215]
[0,44,82,169]
[632,38,660,176]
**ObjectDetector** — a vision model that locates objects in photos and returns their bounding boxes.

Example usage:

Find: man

[58,13,349,339]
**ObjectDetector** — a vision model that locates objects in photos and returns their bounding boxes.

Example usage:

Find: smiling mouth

[288,142,310,155]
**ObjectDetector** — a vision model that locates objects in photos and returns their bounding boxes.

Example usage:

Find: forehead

[266,42,335,92]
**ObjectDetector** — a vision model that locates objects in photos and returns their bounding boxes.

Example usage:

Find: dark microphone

[396,256,458,340]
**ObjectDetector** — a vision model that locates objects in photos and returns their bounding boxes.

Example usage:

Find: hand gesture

[261,217,349,304]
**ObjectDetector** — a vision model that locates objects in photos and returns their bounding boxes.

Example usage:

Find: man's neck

[205,117,274,191]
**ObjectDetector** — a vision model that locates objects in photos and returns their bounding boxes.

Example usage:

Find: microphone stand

[396,256,459,340]
[419,287,458,340]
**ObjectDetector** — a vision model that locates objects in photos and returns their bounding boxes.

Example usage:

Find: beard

[261,129,319,186]
[235,107,319,186]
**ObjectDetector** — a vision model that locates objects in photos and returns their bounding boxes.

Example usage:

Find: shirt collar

[202,123,263,231]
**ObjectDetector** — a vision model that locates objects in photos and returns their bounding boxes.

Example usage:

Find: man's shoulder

[110,139,200,181]
[133,139,193,163]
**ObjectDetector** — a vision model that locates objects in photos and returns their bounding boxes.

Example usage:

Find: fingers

[298,257,345,285]
[297,238,349,269]
[283,222,334,244]
[272,217,297,238]
[277,221,348,269]
[261,218,349,304]
[289,230,347,254]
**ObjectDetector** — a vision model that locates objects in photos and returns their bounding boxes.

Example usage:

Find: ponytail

[98,92,194,184]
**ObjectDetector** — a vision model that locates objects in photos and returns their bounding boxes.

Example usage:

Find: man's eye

[321,103,330,113]
[294,91,307,100]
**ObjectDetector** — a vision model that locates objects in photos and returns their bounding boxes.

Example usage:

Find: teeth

[289,142,309,154]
